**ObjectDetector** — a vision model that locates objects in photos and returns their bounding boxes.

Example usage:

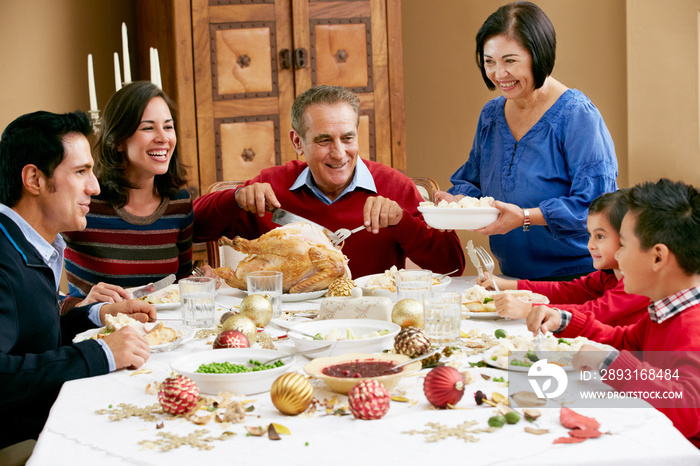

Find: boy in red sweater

[479,190,649,326]
[528,179,700,447]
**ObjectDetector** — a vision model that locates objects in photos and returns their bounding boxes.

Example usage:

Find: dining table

[28,277,700,466]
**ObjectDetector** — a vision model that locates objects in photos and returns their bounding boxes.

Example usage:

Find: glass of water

[396,269,433,302]
[423,291,462,345]
[179,277,216,328]
[246,271,283,318]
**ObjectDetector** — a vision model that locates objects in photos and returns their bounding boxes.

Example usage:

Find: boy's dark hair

[476,1,556,91]
[589,189,629,233]
[623,179,700,274]
[96,81,188,207]
[0,110,92,207]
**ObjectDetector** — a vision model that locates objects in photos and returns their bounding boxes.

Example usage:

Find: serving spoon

[391,348,441,372]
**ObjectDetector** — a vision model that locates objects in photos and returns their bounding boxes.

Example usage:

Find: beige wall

[627,0,700,186]
[0,0,135,132]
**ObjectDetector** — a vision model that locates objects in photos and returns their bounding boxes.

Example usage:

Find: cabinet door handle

[279,49,291,70]
[294,48,307,69]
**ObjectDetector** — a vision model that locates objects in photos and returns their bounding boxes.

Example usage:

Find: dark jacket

[0,213,108,449]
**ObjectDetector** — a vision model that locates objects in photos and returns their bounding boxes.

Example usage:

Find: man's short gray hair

[291,85,360,139]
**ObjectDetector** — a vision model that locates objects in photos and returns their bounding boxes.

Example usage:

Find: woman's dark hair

[0,110,92,207]
[622,179,700,275]
[95,81,188,207]
[589,189,629,234]
[475,1,556,91]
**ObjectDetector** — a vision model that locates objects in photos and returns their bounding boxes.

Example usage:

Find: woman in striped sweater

[62,81,193,310]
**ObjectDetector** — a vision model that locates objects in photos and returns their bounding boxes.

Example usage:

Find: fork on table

[475,246,500,293]
[330,225,366,247]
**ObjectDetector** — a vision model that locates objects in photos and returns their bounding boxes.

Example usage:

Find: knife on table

[131,274,176,300]
[270,208,338,242]
[466,240,485,281]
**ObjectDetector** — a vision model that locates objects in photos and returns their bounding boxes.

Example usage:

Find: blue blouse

[448,89,618,279]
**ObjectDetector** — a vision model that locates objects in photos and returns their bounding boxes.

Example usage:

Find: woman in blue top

[436,1,618,281]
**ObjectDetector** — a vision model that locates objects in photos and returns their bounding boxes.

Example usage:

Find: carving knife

[131,274,176,300]
[466,240,485,281]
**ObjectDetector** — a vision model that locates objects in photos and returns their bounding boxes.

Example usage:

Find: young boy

[480,190,649,326]
[528,179,700,447]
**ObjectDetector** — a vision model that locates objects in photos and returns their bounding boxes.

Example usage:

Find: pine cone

[394,326,431,358]
[326,277,356,297]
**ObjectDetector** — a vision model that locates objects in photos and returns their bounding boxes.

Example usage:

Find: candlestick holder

[88,109,101,136]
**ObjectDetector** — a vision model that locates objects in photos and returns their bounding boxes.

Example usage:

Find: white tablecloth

[28,278,700,465]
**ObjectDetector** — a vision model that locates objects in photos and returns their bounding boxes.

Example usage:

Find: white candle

[122,22,132,83]
[154,48,162,89]
[87,54,98,112]
[114,52,122,92]
[150,48,156,86]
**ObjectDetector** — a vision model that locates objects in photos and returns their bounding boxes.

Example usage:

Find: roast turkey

[214,222,350,294]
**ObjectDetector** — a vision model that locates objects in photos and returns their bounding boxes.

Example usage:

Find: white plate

[418,205,499,230]
[281,289,328,302]
[354,273,451,297]
[482,346,575,372]
[73,323,193,353]
[155,302,180,311]
[130,284,181,309]
[171,348,295,395]
[463,310,501,319]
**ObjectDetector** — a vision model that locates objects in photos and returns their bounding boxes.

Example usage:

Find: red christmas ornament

[423,366,465,408]
[213,330,250,349]
[348,379,391,420]
[158,374,200,415]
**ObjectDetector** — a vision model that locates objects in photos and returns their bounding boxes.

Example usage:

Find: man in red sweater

[528,179,700,447]
[193,85,465,278]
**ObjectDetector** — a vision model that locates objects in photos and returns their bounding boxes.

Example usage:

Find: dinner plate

[130,284,181,309]
[482,346,575,372]
[463,310,501,319]
[354,273,451,297]
[281,289,328,302]
[73,323,193,353]
[154,302,180,311]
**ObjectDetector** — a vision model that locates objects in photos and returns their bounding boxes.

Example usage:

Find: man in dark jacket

[0,111,154,455]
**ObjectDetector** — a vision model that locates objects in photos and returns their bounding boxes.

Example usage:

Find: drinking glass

[423,291,462,345]
[396,269,433,302]
[179,277,216,328]
[246,271,283,318]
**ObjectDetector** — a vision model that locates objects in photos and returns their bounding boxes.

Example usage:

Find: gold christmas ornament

[239,294,273,327]
[221,314,257,343]
[270,372,314,415]
[392,298,424,329]
[326,277,356,297]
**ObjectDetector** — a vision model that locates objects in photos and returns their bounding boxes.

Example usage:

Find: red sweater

[193,160,465,278]
[559,304,700,446]
[518,270,649,326]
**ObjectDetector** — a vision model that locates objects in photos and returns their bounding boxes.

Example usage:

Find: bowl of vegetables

[170,348,295,395]
[287,319,401,358]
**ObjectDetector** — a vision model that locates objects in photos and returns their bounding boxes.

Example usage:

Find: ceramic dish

[73,323,193,353]
[287,319,400,357]
[304,352,421,394]
[170,348,295,395]
[462,310,501,319]
[354,273,451,298]
[418,205,499,230]
[129,284,181,310]
[482,346,576,372]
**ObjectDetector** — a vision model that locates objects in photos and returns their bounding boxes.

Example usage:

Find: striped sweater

[62,188,193,298]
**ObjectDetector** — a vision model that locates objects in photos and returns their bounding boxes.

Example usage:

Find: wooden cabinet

[136,0,405,195]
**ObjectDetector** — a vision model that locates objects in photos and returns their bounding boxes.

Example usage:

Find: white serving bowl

[418,206,499,230]
[170,348,295,395]
[287,319,400,357]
